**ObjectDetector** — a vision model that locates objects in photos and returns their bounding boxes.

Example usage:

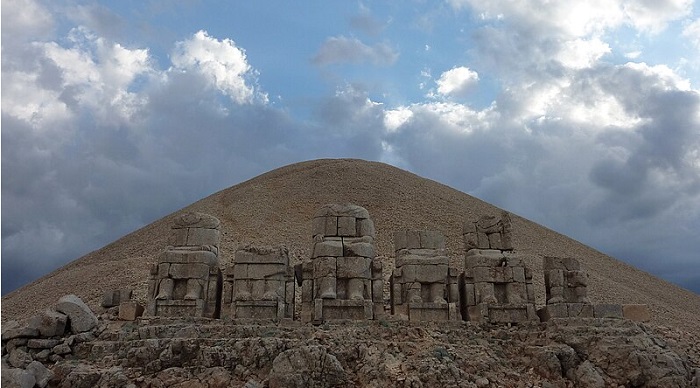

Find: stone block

[473,266,496,282]
[488,233,502,249]
[622,304,651,322]
[357,218,375,237]
[506,282,528,303]
[247,264,286,279]
[337,216,356,236]
[27,309,67,338]
[313,257,337,277]
[464,249,505,267]
[313,240,343,258]
[344,241,375,258]
[162,250,218,266]
[232,264,248,279]
[543,257,581,271]
[101,289,133,308]
[394,230,408,251]
[158,263,170,278]
[395,255,448,267]
[337,257,371,278]
[494,266,514,283]
[406,230,421,249]
[169,263,210,279]
[568,303,594,318]
[537,304,568,321]
[8,348,33,368]
[408,303,451,321]
[594,304,623,319]
[463,283,476,306]
[566,271,588,287]
[185,227,220,247]
[167,227,189,246]
[52,343,71,355]
[476,232,490,249]
[55,294,98,333]
[512,267,525,283]
[417,264,449,283]
[546,269,565,287]
[119,301,144,321]
[464,232,478,250]
[419,231,445,249]
[314,203,369,219]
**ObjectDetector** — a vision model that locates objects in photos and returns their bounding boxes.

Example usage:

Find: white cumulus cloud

[435,66,479,97]
[171,30,265,104]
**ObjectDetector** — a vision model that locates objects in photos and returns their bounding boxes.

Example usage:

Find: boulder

[26,360,54,388]
[1,366,35,388]
[55,295,98,333]
[28,309,68,337]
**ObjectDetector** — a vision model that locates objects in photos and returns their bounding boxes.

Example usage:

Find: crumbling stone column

[461,212,537,324]
[146,212,222,318]
[300,204,383,322]
[390,230,460,321]
[221,245,295,320]
[538,257,595,321]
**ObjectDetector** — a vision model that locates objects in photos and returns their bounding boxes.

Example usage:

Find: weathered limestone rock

[1,363,36,388]
[26,360,54,388]
[147,212,222,318]
[301,204,383,321]
[118,301,144,321]
[101,289,133,308]
[537,257,593,321]
[461,213,537,324]
[1,322,39,341]
[391,230,460,321]
[55,295,98,333]
[268,345,347,388]
[27,309,68,337]
[8,348,33,368]
[222,245,295,320]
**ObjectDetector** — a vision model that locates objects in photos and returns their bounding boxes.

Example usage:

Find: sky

[2,0,699,295]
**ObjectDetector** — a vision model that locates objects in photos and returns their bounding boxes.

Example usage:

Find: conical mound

[3,159,699,334]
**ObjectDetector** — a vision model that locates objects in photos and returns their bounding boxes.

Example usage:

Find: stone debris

[268,345,347,388]
[300,204,383,322]
[147,212,222,318]
[55,294,98,333]
[390,230,460,321]
[222,244,295,320]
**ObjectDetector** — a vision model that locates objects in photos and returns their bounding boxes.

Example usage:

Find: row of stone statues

[145,204,630,324]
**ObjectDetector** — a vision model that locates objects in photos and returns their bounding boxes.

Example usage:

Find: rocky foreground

[4,307,700,388]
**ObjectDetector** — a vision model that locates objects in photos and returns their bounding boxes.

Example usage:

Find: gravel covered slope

[3,159,699,335]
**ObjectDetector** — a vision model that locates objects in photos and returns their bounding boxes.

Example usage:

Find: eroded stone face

[463,212,513,251]
[147,212,222,319]
[302,204,383,321]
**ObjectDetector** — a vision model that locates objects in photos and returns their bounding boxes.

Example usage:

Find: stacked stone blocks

[147,212,222,318]
[462,213,537,324]
[222,245,295,320]
[538,257,594,321]
[301,204,383,322]
[391,230,460,321]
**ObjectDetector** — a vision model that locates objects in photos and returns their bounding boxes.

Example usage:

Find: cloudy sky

[2,0,700,295]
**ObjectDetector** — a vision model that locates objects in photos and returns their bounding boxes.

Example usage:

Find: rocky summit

[2,158,700,387]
